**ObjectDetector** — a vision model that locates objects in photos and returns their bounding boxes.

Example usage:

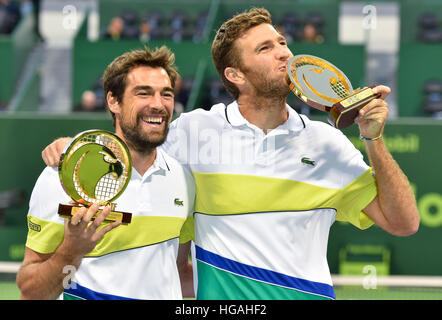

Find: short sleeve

[25,167,69,253]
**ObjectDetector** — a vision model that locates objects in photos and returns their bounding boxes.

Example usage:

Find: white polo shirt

[26,148,195,300]
[163,101,377,300]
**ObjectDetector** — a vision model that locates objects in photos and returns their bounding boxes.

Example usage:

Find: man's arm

[177,242,195,298]
[42,137,71,167]
[356,86,419,236]
[17,205,121,299]
[362,142,419,236]
[17,246,81,300]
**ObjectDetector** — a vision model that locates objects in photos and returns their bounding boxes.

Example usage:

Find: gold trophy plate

[286,54,380,129]
[58,130,132,224]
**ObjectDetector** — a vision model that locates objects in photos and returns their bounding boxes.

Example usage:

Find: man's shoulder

[297,115,358,155]
[157,148,195,196]
[158,149,193,178]
[158,148,183,169]
[28,166,68,223]
[301,115,345,137]
[36,166,61,188]
[171,103,228,128]
[30,166,61,205]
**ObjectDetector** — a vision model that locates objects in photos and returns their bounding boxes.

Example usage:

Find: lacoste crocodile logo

[174,198,184,206]
[301,157,316,166]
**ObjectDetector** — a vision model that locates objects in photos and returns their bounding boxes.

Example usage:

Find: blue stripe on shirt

[196,245,335,299]
[64,282,134,300]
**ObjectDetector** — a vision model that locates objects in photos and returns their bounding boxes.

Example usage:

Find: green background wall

[329,118,442,275]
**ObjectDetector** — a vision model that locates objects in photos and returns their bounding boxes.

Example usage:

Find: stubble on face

[119,108,170,154]
[241,62,291,99]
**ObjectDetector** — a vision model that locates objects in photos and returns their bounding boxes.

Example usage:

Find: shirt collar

[225,101,248,126]
[153,147,170,171]
[225,100,305,133]
[132,147,170,180]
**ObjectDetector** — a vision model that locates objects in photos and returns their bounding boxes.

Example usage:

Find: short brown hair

[102,45,179,126]
[211,8,273,100]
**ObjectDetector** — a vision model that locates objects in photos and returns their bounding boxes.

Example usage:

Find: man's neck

[237,95,288,133]
[115,130,157,176]
[130,148,156,177]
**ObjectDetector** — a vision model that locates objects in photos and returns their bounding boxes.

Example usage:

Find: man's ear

[106,91,120,114]
[224,67,246,86]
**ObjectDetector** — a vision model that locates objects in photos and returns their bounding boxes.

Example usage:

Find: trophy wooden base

[328,87,381,129]
[58,204,132,224]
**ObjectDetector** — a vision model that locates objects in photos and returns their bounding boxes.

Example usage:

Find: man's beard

[242,65,291,99]
[120,115,169,154]
[255,79,291,99]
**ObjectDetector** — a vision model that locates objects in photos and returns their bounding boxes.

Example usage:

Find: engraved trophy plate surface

[287,54,379,129]
[58,130,132,224]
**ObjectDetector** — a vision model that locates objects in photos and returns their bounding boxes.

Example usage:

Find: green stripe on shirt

[26,215,186,256]
[191,169,376,229]
[196,260,331,300]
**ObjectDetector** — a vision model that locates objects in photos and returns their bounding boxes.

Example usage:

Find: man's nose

[150,92,164,109]
[277,45,292,61]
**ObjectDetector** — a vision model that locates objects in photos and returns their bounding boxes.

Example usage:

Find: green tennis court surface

[0,282,20,300]
[1,281,441,300]
[334,287,442,300]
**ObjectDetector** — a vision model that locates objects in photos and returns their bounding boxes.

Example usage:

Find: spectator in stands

[138,21,151,42]
[0,0,21,34]
[143,11,163,40]
[302,23,324,44]
[102,16,124,40]
[73,90,105,112]
[170,11,191,42]
[192,11,208,43]
[278,12,302,44]
[417,12,442,43]
[119,9,138,39]
[277,25,294,44]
